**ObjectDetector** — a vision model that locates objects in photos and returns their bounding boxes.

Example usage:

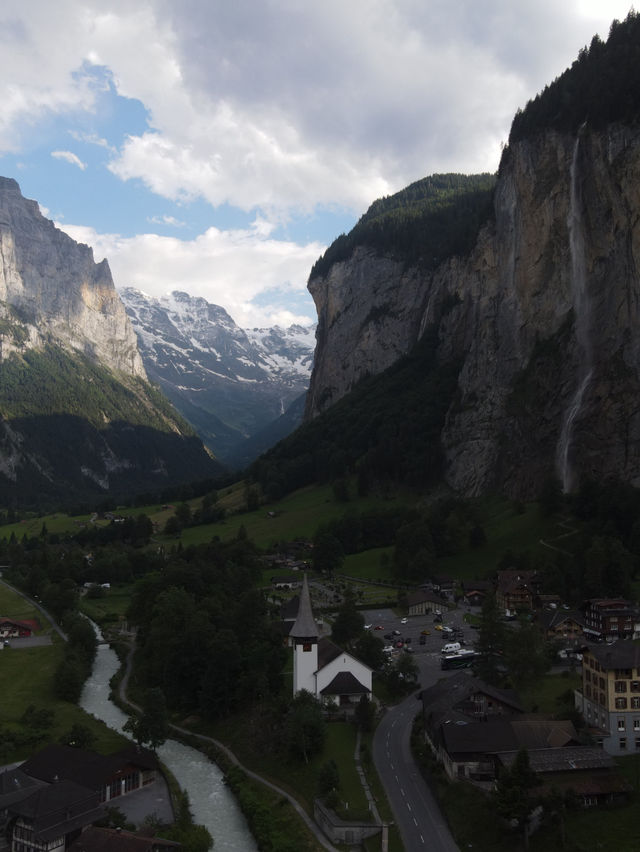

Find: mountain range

[118,287,315,467]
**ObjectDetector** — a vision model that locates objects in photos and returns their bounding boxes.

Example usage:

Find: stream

[79,633,258,851]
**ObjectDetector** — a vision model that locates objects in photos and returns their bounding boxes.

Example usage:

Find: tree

[59,723,96,750]
[474,593,506,685]
[124,687,169,751]
[354,695,375,732]
[492,748,541,849]
[313,532,344,575]
[317,759,340,796]
[284,690,326,763]
[331,585,364,647]
[504,618,549,694]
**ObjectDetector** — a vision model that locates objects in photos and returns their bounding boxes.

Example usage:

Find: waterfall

[556,131,592,493]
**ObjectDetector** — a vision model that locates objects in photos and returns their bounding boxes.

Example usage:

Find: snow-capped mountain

[119,287,315,466]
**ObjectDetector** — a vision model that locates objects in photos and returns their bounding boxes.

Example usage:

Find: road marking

[413,817,418,826]
[420,835,425,844]
[407,802,412,811]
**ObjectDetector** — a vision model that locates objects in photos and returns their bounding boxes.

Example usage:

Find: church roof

[288,573,318,639]
[320,671,369,696]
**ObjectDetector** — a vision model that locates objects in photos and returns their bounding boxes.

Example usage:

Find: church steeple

[289,572,318,641]
[290,573,319,695]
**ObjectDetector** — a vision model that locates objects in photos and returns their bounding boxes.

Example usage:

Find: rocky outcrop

[305,124,640,498]
[0,177,145,378]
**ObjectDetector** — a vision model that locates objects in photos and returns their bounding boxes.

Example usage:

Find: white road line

[413,817,418,826]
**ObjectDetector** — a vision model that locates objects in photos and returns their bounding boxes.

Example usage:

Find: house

[539,608,586,644]
[460,580,492,608]
[19,744,160,805]
[406,589,443,616]
[419,671,525,759]
[575,640,640,755]
[431,575,455,603]
[67,826,181,852]
[581,598,640,642]
[437,716,579,783]
[496,745,631,807]
[1,776,105,852]
[0,617,38,639]
[290,574,372,711]
[495,570,540,615]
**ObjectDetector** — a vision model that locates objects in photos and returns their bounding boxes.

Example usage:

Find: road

[368,605,471,852]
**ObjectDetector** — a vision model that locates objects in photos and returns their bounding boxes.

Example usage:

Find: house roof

[407,590,442,607]
[539,609,585,631]
[288,573,318,640]
[10,780,105,843]
[20,744,158,789]
[586,641,640,670]
[317,636,343,669]
[0,767,45,809]
[498,745,614,773]
[441,718,578,758]
[419,671,524,720]
[320,671,369,696]
[68,826,181,852]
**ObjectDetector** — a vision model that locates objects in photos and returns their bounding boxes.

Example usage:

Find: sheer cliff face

[0,178,145,378]
[306,125,640,498]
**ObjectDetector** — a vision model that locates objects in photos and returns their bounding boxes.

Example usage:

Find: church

[289,574,373,710]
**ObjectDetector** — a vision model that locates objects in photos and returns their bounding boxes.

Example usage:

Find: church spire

[289,573,318,640]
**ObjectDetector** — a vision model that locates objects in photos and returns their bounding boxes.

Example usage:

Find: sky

[0,1,633,329]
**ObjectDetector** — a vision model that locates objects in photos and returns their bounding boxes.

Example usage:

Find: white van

[441,642,461,654]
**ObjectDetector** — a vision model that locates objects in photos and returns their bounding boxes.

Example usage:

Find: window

[615,697,628,709]
[631,681,640,692]
[618,718,626,731]
[636,737,640,749]
[634,719,640,732]
[620,737,627,750]
[599,677,606,690]
[585,670,591,683]
[302,643,312,652]
[615,681,628,693]
[633,697,640,709]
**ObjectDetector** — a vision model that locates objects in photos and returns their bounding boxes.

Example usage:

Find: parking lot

[361,605,476,661]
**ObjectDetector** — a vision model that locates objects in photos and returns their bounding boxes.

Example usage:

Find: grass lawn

[0,584,46,627]
[79,583,135,625]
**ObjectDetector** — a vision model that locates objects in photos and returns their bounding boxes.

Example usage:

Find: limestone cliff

[0,177,145,378]
[305,124,640,498]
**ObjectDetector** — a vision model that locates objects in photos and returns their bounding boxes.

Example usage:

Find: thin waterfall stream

[80,626,258,851]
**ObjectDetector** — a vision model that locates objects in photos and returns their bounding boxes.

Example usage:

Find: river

[79,634,258,851]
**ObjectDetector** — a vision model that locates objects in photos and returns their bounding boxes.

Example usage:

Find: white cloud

[58,219,323,328]
[148,214,186,227]
[51,149,87,170]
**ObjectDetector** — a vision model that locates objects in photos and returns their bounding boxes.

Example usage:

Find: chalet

[460,580,492,608]
[290,574,372,711]
[539,608,586,644]
[271,576,301,591]
[431,575,455,602]
[406,589,443,616]
[0,617,38,639]
[495,570,541,614]
[419,671,524,757]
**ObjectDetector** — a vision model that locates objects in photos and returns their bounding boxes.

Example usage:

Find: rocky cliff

[0,177,145,377]
[0,179,222,506]
[305,123,640,498]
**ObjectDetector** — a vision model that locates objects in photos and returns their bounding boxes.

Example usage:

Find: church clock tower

[289,573,319,695]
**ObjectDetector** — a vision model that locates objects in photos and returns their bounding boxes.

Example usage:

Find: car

[435,624,443,631]
[419,635,426,645]
[395,640,404,648]
[374,625,384,630]
[384,633,394,640]
[364,624,372,629]
[420,629,430,635]
[392,629,401,636]
[400,617,408,624]
[442,625,454,633]
[404,646,414,653]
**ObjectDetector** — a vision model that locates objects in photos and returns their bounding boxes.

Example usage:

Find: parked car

[395,640,404,648]
[374,625,384,630]
[419,635,426,645]
[364,624,372,629]
[420,629,430,635]
[384,633,394,640]
[400,617,408,624]
[435,624,443,631]
[392,629,401,636]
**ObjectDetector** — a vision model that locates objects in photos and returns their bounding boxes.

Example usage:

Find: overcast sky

[0,1,633,328]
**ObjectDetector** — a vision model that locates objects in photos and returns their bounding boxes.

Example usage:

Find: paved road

[368,606,472,852]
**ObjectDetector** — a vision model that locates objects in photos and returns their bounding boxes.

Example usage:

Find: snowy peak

[119,287,315,464]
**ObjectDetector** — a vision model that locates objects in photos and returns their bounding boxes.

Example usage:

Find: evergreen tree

[475,593,506,685]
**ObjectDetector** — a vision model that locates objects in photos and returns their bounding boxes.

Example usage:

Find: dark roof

[498,745,614,773]
[407,590,442,607]
[587,641,640,670]
[317,637,344,669]
[539,609,585,631]
[10,780,105,843]
[461,580,493,592]
[280,595,300,621]
[20,744,158,789]
[0,767,45,808]
[320,671,369,696]
[441,718,577,758]
[419,672,524,719]
[68,826,181,852]
[288,573,318,640]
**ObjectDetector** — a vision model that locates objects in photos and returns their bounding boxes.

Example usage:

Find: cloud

[58,219,323,328]
[51,149,87,170]
[148,214,186,227]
